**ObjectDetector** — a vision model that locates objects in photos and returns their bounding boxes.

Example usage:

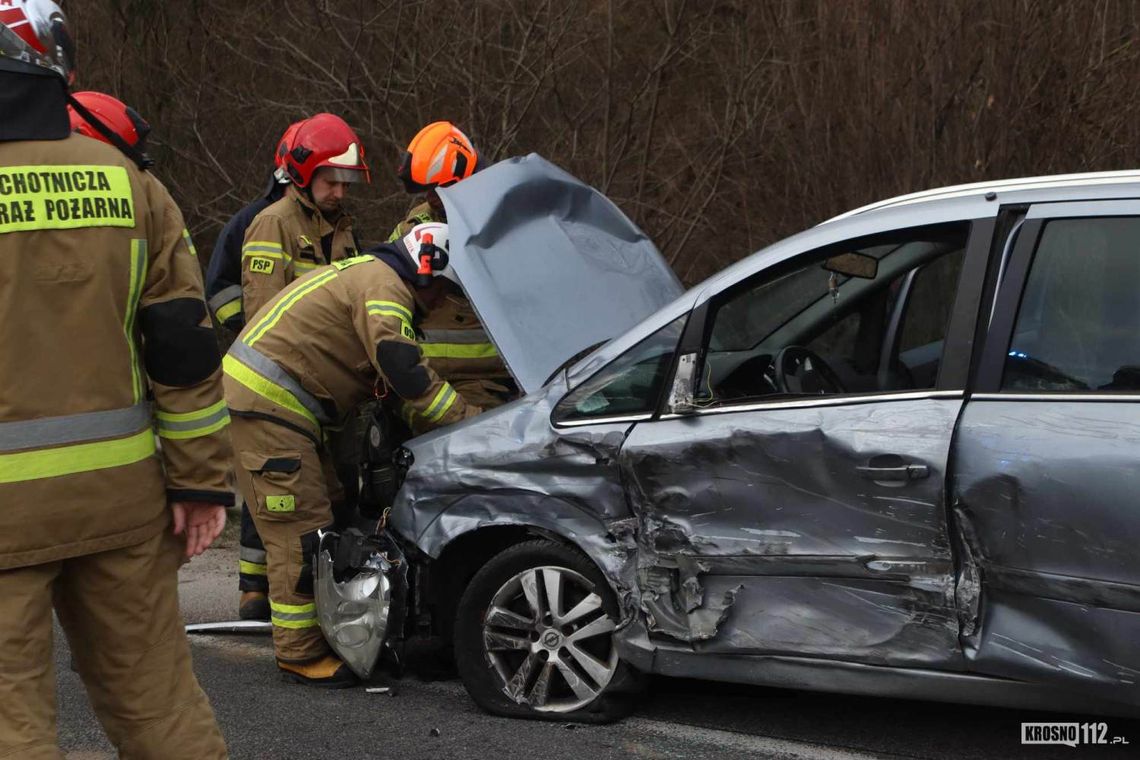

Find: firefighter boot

[277,654,359,688]
[239,591,271,621]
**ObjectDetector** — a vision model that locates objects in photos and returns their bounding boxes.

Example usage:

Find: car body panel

[619,395,962,666]
[368,172,1140,716]
[948,198,1140,707]
[390,379,641,609]
[439,154,683,394]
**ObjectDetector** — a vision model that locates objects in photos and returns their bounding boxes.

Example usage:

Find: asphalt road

[55,516,1137,759]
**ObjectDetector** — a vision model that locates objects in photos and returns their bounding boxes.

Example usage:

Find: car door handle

[856,463,929,481]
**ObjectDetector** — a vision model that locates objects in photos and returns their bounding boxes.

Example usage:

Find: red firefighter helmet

[0,0,74,82]
[398,121,478,193]
[273,118,307,182]
[283,113,370,188]
[67,91,151,150]
[275,119,306,170]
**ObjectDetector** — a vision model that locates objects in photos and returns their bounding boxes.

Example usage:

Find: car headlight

[314,529,407,679]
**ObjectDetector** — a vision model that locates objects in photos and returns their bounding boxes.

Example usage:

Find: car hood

[439,154,683,394]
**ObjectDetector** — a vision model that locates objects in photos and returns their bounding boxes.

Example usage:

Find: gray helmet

[0,0,74,82]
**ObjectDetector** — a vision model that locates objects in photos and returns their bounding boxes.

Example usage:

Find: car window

[699,223,969,404]
[1003,217,1140,392]
[899,250,965,355]
[709,242,896,352]
[895,249,966,389]
[554,315,687,422]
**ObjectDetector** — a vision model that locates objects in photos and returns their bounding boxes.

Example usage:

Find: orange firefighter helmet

[397,121,478,193]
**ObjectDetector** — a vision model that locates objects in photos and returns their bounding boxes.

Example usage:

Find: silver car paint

[439,154,683,394]
[386,171,1140,714]
[953,398,1140,706]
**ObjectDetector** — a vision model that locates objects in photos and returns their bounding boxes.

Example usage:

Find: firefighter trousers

[0,529,227,760]
[238,501,269,593]
[237,422,358,594]
[230,414,350,664]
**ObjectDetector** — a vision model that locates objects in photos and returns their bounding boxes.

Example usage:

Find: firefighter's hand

[171,502,227,558]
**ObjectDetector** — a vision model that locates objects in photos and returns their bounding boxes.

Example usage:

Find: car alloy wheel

[482,565,620,712]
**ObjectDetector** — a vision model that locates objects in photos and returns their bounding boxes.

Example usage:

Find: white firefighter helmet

[400,221,459,286]
[0,0,74,82]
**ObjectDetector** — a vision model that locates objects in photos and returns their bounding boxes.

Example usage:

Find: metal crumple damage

[638,556,742,642]
[624,481,745,642]
[950,502,982,639]
[390,381,644,629]
[617,398,965,664]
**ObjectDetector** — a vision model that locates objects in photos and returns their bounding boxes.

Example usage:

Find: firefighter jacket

[205,175,285,331]
[387,200,512,402]
[386,199,437,242]
[0,134,233,570]
[222,255,477,440]
[240,184,358,323]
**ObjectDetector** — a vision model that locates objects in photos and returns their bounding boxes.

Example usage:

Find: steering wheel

[773,346,846,395]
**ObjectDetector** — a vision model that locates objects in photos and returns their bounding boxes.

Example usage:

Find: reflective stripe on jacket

[240,184,357,323]
[386,201,511,387]
[205,178,285,330]
[223,256,475,437]
[417,294,510,383]
[0,134,233,569]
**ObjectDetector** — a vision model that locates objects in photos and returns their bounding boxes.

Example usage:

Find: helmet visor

[317,166,369,184]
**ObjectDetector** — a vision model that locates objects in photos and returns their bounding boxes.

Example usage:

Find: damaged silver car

[318,157,1140,721]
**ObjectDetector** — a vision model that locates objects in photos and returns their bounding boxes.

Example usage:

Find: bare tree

[67,0,1140,284]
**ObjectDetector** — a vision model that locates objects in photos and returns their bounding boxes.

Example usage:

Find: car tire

[453,539,643,723]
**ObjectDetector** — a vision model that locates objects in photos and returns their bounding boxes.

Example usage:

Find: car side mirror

[666,353,698,414]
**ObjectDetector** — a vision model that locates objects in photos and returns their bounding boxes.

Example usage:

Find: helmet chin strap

[65,92,153,170]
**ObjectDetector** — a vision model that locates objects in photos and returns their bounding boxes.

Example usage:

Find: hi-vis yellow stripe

[421,343,499,360]
[239,560,268,576]
[422,383,458,422]
[181,228,198,256]
[366,300,415,340]
[124,240,148,403]
[270,599,319,629]
[0,165,135,233]
[0,429,156,484]
[155,400,230,440]
[241,241,288,260]
[244,269,338,346]
[215,299,242,323]
[222,355,319,427]
[365,300,413,324]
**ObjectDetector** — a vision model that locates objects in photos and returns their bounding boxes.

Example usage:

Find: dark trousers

[238,502,269,593]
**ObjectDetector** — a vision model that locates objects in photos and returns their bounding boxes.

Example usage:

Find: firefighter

[240,114,370,561]
[0,3,230,758]
[240,112,366,322]
[206,119,306,333]
[391,121,515,409]
[204,118,307,622]
[223,224,481,687]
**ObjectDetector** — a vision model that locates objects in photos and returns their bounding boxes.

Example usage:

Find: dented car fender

[389,379,643,624]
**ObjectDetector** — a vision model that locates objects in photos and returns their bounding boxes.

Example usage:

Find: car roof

[824,169,1140,223]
